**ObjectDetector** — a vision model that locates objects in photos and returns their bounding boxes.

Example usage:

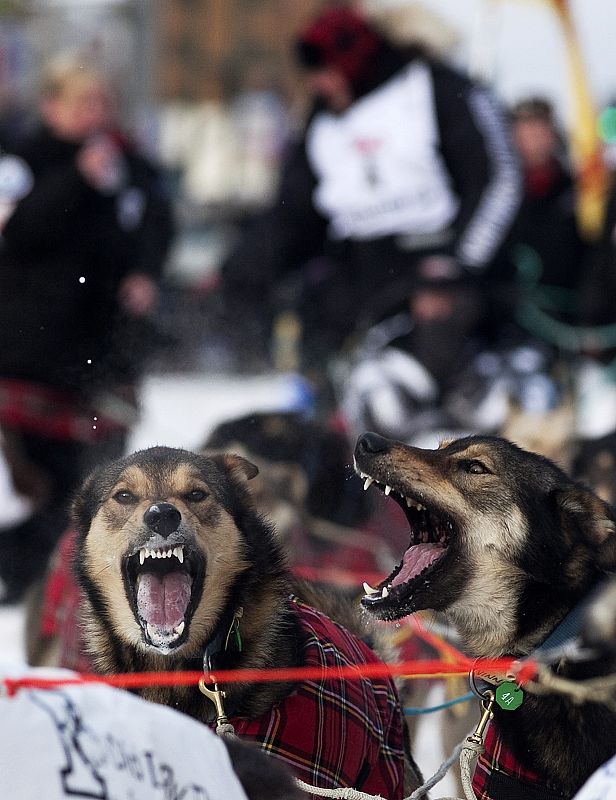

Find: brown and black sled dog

[354,431,616,799]
[72,445,415,799]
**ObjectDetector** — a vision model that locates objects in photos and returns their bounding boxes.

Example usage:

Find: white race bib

[0,668,248,800]
[307,62,458,241]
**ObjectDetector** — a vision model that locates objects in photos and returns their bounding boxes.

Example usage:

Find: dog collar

[202,606,243,674]
[199,607,244,732]
[535,593,596,654]
[471,589,599,710]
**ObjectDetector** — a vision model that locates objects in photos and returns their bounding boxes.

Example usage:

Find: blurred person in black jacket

[220,5,521,373]
[507,97,586,308]
[0,52,174,602]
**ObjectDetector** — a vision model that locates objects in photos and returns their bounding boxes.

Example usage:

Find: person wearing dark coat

[0,53,174,602]
[220,5,521,370]
[507,98,586,303]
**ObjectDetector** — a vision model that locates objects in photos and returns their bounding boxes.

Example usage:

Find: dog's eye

[185,489,207,502]
[114,490,138,505]
[465,460,490,475]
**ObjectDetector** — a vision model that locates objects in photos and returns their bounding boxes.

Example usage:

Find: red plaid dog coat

[473,722,566,799]
[228,598,406,799]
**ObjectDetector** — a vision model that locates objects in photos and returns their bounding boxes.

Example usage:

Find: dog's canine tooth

[384,485,392,496]
[139,549,146,565]
[174,546,184,564]
[405,496,413,507]
[381,586,389,598]
[146,622,156,640]
[174,621,185,636]
[364,477,374,491]
[363,581,379,596]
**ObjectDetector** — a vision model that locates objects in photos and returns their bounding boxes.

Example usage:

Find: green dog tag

[495,681,524,711]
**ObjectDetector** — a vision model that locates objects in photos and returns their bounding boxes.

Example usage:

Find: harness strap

[535,591,598,654]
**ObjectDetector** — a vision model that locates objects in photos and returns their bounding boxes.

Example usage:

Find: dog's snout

[356,432,390,456]
[143,503,181,537]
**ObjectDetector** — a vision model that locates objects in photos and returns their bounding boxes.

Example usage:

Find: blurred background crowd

[1,0,616,610]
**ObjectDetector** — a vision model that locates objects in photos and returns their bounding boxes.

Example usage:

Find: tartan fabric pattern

[39,529,92,672]
[228,597,406,800]
[0,379,127,442]
[472,721,551,799]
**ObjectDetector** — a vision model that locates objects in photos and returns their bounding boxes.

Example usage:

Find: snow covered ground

[0,371,458,796]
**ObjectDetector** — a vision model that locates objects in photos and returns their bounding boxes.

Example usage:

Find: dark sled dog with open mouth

[72,445,415,798]
[354,431,616,799]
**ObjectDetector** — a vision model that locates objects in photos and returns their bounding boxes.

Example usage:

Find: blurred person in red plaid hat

[219,3,521,378]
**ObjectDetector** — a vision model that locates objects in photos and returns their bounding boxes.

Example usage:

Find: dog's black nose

[356,432,390,455]
[143,503,181,537]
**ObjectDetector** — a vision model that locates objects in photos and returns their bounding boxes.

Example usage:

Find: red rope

[3,656,537,697]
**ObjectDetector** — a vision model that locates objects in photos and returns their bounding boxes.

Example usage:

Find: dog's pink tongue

[390,543,446,586]
[137,572,192,628]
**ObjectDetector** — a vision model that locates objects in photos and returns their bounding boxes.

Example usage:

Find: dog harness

[223,597,406,800]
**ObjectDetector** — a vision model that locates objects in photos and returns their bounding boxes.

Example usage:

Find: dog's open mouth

[124,543,204,651]
[356,468,452,614]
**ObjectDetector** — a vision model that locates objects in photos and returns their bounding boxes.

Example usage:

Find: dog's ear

[555,485,616,567]
[70,468,104,534]
[217,453,259,482]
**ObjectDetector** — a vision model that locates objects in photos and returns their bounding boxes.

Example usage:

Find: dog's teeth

[363,477,374,491]
[381,586,389,598]
[363,581,379,596]
[174,621,185,636]
[146,622,156,640]
[175,546,184,564]
[384,485,392,496]
[139,549,145,565]
[405,497,412,507]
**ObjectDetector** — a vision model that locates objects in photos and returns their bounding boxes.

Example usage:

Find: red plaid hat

[295,7,385,94]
